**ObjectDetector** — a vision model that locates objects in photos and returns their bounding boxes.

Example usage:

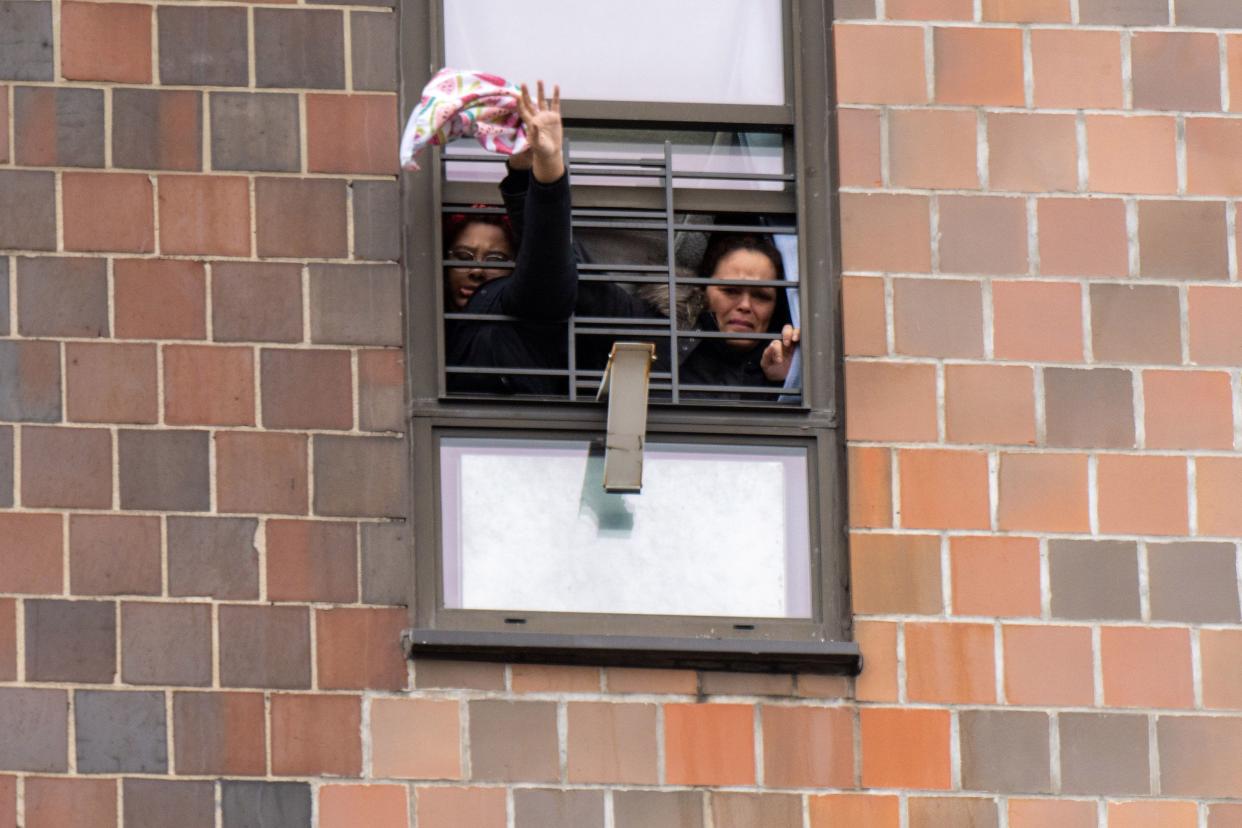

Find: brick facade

[2,0,1242,825]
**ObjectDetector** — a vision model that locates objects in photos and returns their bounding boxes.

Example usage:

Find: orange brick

[945,364,1036,445]
[63,172,154,253]
[893,278,984,356]
[848,446,892,528]
[1109,800,1198,828]
[860,707,951,789]
[842,276,887,357]
[838,108,882,188]
[1187,117,1242,196]
[25,777,115,828]
[158,175,250,257]
[114,259,206,341]
[65,342,158,424]
[840,193,931,272]
[371,699,461,779]
[1097,455,1188,536]
[998,453,1090,533]
[938,196,1028,275]
[889,109,978,189]
[1031,29,1124,109]
[270,694,361,776]
[1087,116,1178,194]
[844,362,937,442]
[1003,624,1094,706]
[905,621,996,704]
[810,795,899,827]
[316,607,407,691]
[1231,36,1242,114]
[511,664,601,693]
[604,668,697,695]
[850,532,943,615]
[1197,457,1242,536]
[566,702,658,784]
[416,788,505,828]
[992,280,1083,362]
[307,94,399,175]
[762,706,854,788]
[950,536,1041,618]
[1190,285,1242,365]
[61,2,151,83]
[1101,626,1194,708]
[988,113,1077,192]
[1201,630,1242,710]
[1009,799,1098,828]
[1038,198,1128,276]
[835,24,928,104]
[163,345,255,426]
[982,0,1069,20]
[935,27,1024,106]
[320,785,408,828]
[899,449,991,530]
[664,703,755,786]
[855,620,898,702]
[1143,370,1234,450]
[886,0,972,19]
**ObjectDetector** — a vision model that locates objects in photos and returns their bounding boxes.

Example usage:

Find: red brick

[889,109,978,189]
[998,453,1090,533]
[1131,32,1221,112]
[1190,286,1242,365]
[1097,455,1188,536]
[1031,29,1123,109]
[22,426,112,509]
[1201,629,1242,710]
[982,0,1068,21]
[886,0,972,18]
[905,621,996,703]
[1091,283,1181,364]
[664,703,755,786]
[0,600,15,682]
[945,364,1035,445]
[840,193,931,272]
[762,706,853,788]
[1087,116,1177,194]
[173,691,267,776]
[63,172,154,253]
[899,449,991,530]
[850,532,943,615]
[25,777,115,828]
[855,621,898,702]
[1211,803,1242,828]
[1196,457,1242,536]
[837,108,882,188]
[1009,800,1096,828]
[893,277,984,356]
[307,93,398,174]
[566,702,658,784]
[65,342,158,424]
[992,280,1083,362]
[0,86,8,164]
[158,175,250,257]
[842,276,886,356]
[416,788,504,828]
[834,24,927,104]
[1109,800,1198,828]
[164,345,255,426]
[938,196,1028,275]
[371,698,461,779]
[512,664,602,693]
[1143,370,1233,450]
[1187,118,1242,196]
[604,668,697,695]
[860,707,951,789]
[1160,717,1242,798]
[935,27,1024,106]
[69,514,161,596]
[261,349,353,430]
[1004,624,1094,706]
[256,177,348,259]
[988,113,1077,192]
[358,349,404,432]
[215,431,308,515]
[317,607,406,691]
[320,785,408,828]
[266,519,357,603]
[810,795,900,828]
[61,2,151,83]
[950,536,1040,618]
[1101,626,1193,708]
[114,259,207,340]
[848,446,892,528]
[1139,200,1228,280]
[13,87,103,169]
[270,694,361,776]
[1038,198,1128,276]
[0,513,63,594]
[844,362,937,442]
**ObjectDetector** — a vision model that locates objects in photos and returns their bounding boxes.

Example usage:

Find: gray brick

[310,264,403,346]
[1176,0,1242,27]
[211,262,304,344]
[168,516,260,600]
[361,522,410,605]
[1079,0,1167,24]
[219,605,311,689]
[0,171,56,250]
[26,599,116,684]
[470,700,559,782]
[834,0,877,17]
[515,790,605,828]
[0,340,61,422]
[118,429,211,512]
[960,710,1051,793]
[14,86,105,167]
[1059,713,1149,795]
[313,435,408,518]
[352,180,401,261]
[0,688,67,772]
[1148,541,1241,623]
[124,779,215,828]
[75,690,168,773]
[0,426,11,508]
[112,88,202,171]
[1050,539,1140,621]
[223,782,311,828]
[0,2,53,80]
[254,9,344,89]
[158,6,248,87]
[210,92,301,173]
[613,791,704,828]
[17,256,109,337]
[350,12,397,91]
[121,602,212,686]
[0,258,8,334]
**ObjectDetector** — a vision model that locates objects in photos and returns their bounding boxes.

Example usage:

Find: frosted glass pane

[444,0,786,105]
[440,438,811,618]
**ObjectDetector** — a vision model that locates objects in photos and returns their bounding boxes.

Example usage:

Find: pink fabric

[400,67,528,171]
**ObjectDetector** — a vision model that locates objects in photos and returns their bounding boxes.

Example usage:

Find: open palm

[518,81,564,182]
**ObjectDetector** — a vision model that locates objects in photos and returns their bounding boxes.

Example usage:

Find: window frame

[399,0,858,673]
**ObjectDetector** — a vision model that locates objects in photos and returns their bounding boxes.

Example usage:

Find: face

[445,222,513,311]
[705,249,779,350]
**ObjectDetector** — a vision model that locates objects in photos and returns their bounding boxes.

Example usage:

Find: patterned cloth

[400,67,528,171]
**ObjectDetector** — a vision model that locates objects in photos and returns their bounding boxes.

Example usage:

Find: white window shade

[444,0,786,106]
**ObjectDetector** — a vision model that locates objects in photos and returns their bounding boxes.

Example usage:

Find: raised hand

[761,324,800,382]
[517,81,564,183]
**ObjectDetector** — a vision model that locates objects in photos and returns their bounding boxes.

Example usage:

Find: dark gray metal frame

[399,0,856,673]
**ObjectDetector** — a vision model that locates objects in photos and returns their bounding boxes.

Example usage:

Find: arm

[499,163,530,244]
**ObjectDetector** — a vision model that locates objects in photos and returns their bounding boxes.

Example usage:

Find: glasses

[446,247,510,265]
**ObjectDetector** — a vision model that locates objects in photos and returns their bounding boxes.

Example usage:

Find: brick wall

[2,0,1242,826]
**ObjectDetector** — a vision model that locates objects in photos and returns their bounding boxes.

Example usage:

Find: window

[401,0,857,673]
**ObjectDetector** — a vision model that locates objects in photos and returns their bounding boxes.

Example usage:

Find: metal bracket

[596,342,656,493]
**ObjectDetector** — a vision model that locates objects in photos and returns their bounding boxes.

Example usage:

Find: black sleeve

[499,165,529,243]
[495,172,577,322]
[576,281,656,318]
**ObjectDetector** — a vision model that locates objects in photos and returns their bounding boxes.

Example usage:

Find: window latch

[596,342,656,493]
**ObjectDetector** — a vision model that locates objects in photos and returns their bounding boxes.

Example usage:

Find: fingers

[537,80,546,109]
[551,84,561,112]
[781,324,794,349]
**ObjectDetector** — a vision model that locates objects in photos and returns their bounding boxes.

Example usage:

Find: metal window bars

[440,140,803,406]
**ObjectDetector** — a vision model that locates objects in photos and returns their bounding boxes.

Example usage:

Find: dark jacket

[678,296,792,401]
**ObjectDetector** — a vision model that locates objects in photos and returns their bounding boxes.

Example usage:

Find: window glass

[440,437,813,618]
[443,0,786,105]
